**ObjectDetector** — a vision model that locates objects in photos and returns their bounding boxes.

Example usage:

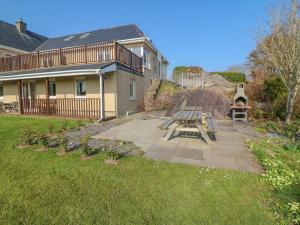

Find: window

[143,48,151,69]
[129,80,136,100]
[75,79,86,97]
[0,83,3,100]
[97,50,112,61]
[129,47,142,57]
[49,80,56,98]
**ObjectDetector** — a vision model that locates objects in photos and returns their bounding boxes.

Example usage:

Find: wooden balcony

[0,42,142,73]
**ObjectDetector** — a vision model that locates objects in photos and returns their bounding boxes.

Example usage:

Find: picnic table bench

[160,109,217,144]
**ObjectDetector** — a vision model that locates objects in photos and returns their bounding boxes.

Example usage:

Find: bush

[283,120,300,139]
[19,126,41,145]
[39,133,49,148]
[105,145,121,160]
[81,134,92,156]
[212,72,246,83]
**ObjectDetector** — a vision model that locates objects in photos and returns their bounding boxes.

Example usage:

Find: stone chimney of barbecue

[16,18,27,33]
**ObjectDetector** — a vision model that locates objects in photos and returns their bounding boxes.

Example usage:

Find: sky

[1,0,276,76]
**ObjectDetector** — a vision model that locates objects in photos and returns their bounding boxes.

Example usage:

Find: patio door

[22,82,36,110]
[22,82,36,100]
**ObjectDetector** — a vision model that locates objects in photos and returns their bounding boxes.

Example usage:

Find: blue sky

[1,0,276,75]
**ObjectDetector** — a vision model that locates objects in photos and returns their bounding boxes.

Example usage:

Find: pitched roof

[0,20,47,52]
[37,24,145,51]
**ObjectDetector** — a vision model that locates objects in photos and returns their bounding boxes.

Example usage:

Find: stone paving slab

[92,118,262,173]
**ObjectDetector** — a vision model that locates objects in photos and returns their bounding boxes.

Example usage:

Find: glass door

[22,82,36,110]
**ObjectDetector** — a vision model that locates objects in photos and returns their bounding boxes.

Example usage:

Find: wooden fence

[22,98,102,118]
[0,42,142,73]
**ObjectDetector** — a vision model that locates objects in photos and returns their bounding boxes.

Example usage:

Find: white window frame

[129,47,142,57]
[97,50,112,62]
[74,78,86,98]
[0,82,4,101]
[129,80,136,101]
[49,79,56,99]
[143,47,151,70]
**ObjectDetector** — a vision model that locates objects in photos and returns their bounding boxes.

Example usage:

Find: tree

[255,0,300,123]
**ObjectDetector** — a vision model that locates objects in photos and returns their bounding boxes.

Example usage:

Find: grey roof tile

[37,24,145,51]
[0,20,47,52]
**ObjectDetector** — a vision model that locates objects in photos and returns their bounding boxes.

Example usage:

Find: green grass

[0,115,276,225]
[249,139,300,224]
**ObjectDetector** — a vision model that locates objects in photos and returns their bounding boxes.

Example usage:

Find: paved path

[93,118,262,173]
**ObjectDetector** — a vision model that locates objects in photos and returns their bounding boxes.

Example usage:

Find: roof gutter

[0,69,99,81]
[0,44,28,54]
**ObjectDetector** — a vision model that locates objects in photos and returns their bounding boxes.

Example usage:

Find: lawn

[0,115,276,225]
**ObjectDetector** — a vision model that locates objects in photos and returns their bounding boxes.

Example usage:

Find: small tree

[256,0,300,123]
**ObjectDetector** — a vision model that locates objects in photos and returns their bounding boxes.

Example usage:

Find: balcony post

[59,48,62,65]
[45,78,50,115]
[17,80,23,114]
[84,44,88,64]
[114,40,118,61]
[37,51,40,68]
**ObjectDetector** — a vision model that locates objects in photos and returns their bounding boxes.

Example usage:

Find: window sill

[49,96,56,99]
[129,97,137,101]
[0,97,4,101]
[142,66,151,71]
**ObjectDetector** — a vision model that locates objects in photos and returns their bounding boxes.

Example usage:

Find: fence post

[17,80,23,114]
[45,78,50,115]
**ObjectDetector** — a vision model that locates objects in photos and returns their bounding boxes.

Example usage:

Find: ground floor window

[129,80,136,100]
[75,79,86,97]
[49,80,56,98]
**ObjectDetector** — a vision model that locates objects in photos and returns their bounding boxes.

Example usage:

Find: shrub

[61,135,70,152]
[81,134,92,156]
[212,72,246,83]
[19,126,40,145]
[40,133,49,148]
[105,145,121,160]
[283,120,300,139]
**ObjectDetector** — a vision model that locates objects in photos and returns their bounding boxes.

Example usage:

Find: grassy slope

[0,115,275,225]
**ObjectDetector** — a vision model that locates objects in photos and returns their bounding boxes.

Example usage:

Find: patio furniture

[1,102,18,113]
[160,109,217,144]
[0,102,4,113]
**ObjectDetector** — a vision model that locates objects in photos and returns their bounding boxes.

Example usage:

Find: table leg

[196,124,211,144]
[163,123,179,141]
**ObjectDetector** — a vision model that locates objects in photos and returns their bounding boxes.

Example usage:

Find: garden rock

[48,139,59,148]
[88,139,105,151]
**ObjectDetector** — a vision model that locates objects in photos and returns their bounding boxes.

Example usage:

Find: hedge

[212,72,246,83]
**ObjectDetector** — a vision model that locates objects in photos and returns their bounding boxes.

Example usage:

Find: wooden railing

[0,42,142,73]
[22,98,102,118]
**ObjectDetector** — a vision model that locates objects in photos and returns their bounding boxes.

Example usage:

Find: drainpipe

[97,69,105,122]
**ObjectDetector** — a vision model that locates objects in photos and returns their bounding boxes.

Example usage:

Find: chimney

[16,18,27,33]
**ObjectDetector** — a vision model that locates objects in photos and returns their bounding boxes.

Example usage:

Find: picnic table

[160,109,217,144]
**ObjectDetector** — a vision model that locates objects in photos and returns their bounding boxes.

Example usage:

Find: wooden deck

[0,42,142,73]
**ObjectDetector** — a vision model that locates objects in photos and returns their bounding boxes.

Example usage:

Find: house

[0,20,168,119]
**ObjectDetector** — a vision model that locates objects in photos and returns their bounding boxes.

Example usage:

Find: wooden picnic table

[160,109,217,144]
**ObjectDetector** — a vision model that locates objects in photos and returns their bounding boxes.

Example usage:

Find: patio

[93,116,262,173]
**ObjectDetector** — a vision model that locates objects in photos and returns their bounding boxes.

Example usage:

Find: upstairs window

[97,50,112,61]
[143,48,151,69]
[75,79,86,97]
[49,80,56,98]
[129,47,142,57]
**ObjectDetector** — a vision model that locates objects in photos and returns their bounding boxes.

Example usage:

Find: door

[22,82,36,110]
